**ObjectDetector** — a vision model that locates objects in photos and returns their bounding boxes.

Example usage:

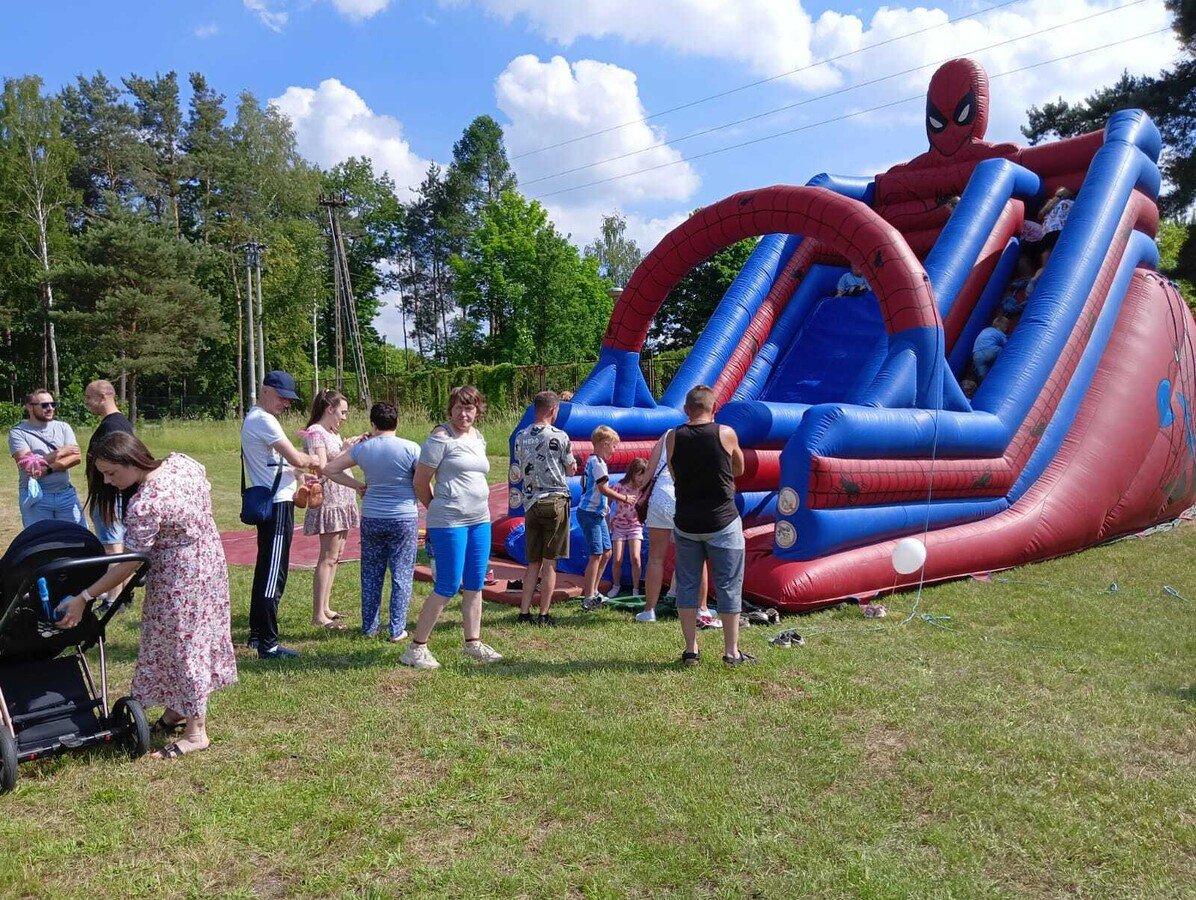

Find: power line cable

[530,26,1173,201]
[511,0,1028,160]
[520,0,1152,189]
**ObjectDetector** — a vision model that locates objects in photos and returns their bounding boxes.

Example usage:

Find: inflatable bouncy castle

[491,58,1196,612]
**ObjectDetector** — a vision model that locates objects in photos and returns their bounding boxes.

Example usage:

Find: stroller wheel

[0,728,17,794]
[112,698,151,759]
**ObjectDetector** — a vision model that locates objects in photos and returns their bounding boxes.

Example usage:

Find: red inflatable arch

[603,186,943,354]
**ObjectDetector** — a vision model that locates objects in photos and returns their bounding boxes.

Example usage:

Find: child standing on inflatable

[578,426,634,610]
[608,457,648,597]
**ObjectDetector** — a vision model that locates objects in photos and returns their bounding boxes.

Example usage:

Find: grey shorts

[672,519,745,616]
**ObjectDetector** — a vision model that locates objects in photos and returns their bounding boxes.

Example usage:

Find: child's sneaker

[461,641,503,663]
[635,609,657,623]
[581,593,608,611]
[399,643,440,670]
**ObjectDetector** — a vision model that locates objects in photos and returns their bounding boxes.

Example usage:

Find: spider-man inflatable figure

[876,58,1018,212]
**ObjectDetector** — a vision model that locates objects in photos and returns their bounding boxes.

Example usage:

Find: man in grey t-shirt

[512,391,576,625]
[8,387,84,528]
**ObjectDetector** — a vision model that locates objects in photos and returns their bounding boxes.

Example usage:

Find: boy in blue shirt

[578,425,633,610]
[835,264,869,297]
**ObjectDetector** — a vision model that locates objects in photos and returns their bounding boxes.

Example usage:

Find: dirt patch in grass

[861,724,911,776]
[758,675,809,702]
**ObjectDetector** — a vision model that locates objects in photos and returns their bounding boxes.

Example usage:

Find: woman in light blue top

[402,385,502,671]
[323,402,420,641]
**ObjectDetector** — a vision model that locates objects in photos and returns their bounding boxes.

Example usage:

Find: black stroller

[0,520,151,793]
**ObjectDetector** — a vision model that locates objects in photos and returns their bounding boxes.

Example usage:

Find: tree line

[0,70,741,422]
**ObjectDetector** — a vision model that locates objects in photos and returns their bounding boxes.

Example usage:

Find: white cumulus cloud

[194,23,220,39]
[330,0,394,21]
[458,0,1181,125]
[497,55,697,247]
[270,79,434,196]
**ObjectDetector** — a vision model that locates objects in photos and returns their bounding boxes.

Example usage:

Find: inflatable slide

[491,58,1196,612]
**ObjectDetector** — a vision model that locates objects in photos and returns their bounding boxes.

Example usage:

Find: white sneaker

[635,609,657,623]
[399,643,440,669]
[389,630,409,643]
[462,641,503,663]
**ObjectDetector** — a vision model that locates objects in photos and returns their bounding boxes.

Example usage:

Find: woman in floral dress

[58,432,237,760]
[301,389,364,629]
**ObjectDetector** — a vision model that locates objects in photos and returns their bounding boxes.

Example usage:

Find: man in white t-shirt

[242,370,319,659]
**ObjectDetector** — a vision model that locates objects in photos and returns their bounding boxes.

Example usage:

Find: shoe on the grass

[258,644,300,660]
[722,651,757,666]
[581,593,609,611]
[517,612,535,625]
[680,650,700,666]
[400,643,441,670]
[537,614,557,627]
[635,609,657,623]
[388,630,409,643]
[247,636,260,651]
[462,641,503,663]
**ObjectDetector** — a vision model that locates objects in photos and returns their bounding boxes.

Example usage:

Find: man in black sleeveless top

[666,385,753,665]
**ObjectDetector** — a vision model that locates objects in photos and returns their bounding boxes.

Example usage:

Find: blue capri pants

[427,521,491,597]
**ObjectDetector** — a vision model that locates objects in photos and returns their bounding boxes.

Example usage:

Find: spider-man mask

[925,58,989,158]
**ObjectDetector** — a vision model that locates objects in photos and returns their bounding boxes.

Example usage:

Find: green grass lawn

[0,420,1192,898]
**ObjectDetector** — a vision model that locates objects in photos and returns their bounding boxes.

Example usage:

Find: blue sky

[2,0,1182,337]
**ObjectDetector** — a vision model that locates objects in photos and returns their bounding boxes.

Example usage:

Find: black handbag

[240,450,283,525]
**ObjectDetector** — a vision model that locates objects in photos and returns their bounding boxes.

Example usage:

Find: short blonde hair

[591,425,619,445]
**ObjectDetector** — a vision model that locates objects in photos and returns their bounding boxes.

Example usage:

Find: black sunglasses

[33,401,57,409]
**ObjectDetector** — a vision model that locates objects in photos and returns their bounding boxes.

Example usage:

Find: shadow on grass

[1153,682,1196,704]
[457,657,680,678]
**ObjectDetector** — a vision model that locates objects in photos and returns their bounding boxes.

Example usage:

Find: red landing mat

[221,529,585,607]
[221,526,362,569]
[413,558,583,607]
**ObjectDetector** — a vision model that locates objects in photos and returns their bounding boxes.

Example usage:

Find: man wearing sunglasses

[8,387,84,527]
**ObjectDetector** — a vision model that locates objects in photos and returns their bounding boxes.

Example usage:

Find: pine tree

[124,72,184,234]
[59,72,143,217]
[57,208,222,422]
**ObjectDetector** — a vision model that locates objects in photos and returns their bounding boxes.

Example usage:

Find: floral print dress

[302,424,361,535]
[124,453,237,718]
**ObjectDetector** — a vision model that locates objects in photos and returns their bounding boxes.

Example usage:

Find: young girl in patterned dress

[301,390,364,630]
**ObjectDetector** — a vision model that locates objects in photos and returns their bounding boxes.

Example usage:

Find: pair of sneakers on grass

[399,639,502,670]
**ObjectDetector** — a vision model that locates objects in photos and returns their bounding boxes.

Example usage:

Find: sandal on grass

[315,620,347,630]
[152,741,208,761]
[680,651,700,666]
[723,652,758,666]
[152,715,186,735]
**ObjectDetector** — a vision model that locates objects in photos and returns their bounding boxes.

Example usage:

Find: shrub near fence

[331,350,689,419]
[0,351,691,426]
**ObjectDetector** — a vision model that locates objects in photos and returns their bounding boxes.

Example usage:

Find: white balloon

[891,537,927,575]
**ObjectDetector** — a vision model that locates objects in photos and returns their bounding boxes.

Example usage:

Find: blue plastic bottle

[37,577,54,621]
